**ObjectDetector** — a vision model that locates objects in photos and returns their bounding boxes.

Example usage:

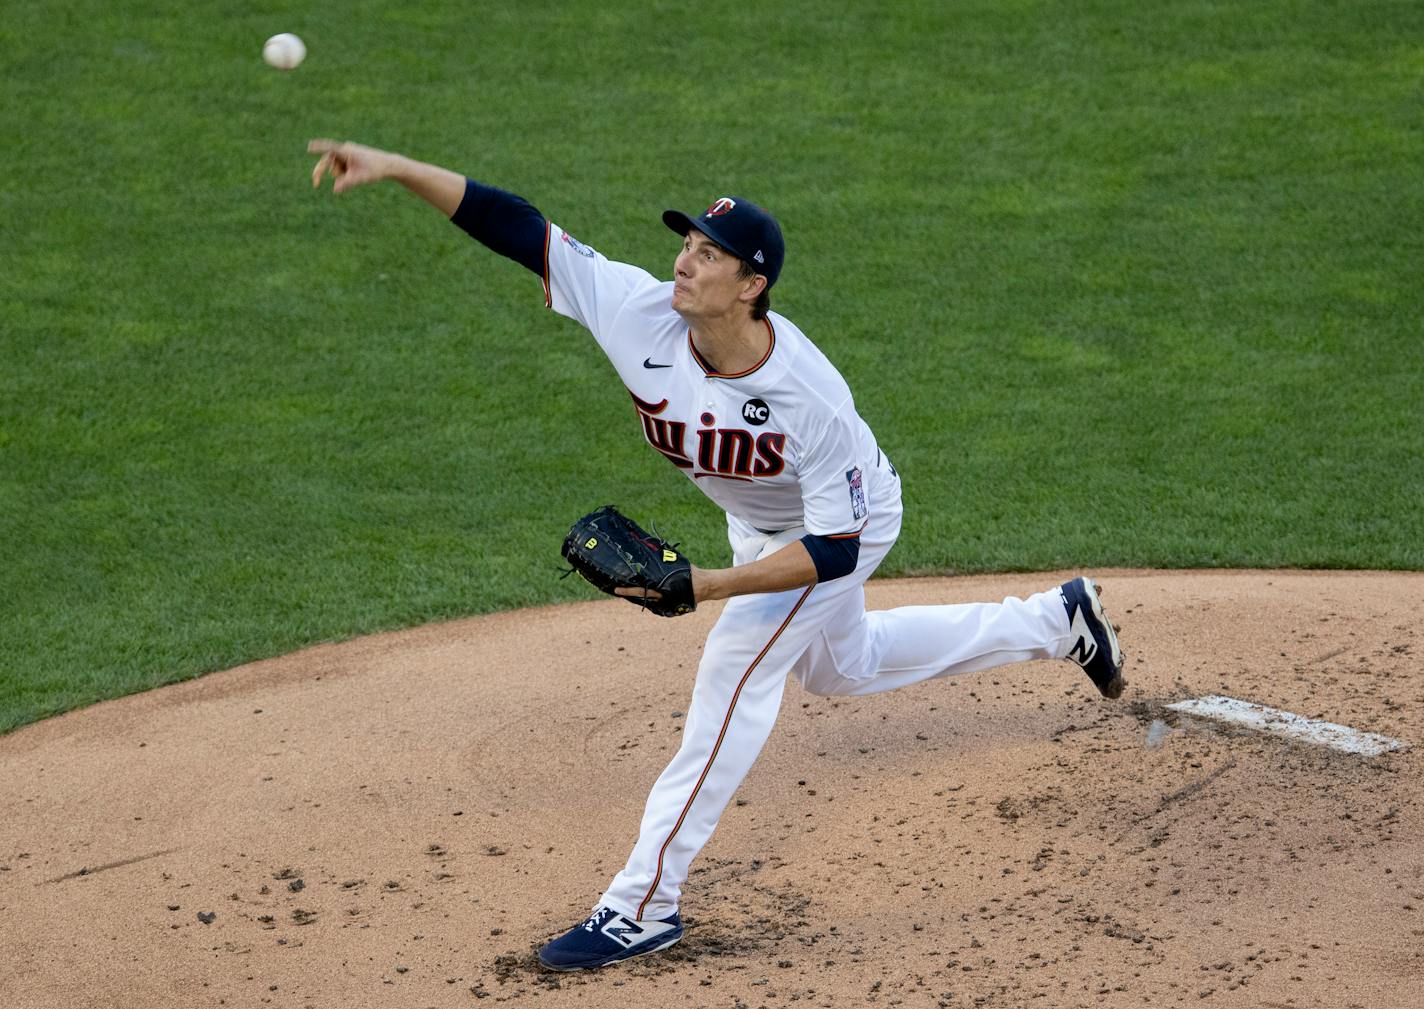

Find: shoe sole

[537,932,683,972]
[1083,579,1126,699]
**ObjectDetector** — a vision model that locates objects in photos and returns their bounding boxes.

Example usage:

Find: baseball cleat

[1059,576,1126,699]
[537,905,684,971]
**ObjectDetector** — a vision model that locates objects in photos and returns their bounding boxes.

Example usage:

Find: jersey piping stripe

[635,582,815,920]
[686,318,776,378]
[540,222,552,308]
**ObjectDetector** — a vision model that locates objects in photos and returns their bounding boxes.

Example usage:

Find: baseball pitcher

[308,140,1126,971]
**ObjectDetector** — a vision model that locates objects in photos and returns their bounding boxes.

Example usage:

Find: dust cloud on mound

[2,571,1421,1009]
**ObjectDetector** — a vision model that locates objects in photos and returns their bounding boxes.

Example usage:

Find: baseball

[262,33,306,71]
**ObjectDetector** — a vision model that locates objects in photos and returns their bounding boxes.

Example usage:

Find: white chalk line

[1164,695,1408,757]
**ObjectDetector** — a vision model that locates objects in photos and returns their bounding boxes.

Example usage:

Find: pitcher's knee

[795,667,862,697]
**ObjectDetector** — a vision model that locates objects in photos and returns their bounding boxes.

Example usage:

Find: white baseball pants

[599,468,1076,920]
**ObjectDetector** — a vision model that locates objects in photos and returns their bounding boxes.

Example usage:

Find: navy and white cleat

[1059,576,1126,699]
[537,906,684,971]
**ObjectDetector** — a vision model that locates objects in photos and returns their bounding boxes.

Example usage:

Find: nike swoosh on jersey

[643,358,673,369]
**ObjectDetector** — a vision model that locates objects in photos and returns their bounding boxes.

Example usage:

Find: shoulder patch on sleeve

[560,231,596,257]
[846,466,867,520]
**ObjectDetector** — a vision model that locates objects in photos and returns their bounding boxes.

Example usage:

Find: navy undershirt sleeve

[448,178,547,276]
[799,532,861,583]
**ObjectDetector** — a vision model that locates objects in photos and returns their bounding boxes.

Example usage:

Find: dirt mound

[2,571,1420,1008]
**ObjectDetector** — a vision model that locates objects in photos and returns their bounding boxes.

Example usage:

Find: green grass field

[2,0,1420,733]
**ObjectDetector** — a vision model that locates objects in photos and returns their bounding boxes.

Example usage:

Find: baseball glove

[561,505,696,617]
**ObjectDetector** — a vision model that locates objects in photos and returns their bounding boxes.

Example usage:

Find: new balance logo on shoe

[1067,606,1098,665]
[1059,576,1126,700]
[601,916,647,947]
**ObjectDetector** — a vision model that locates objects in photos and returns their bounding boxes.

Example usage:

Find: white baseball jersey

[543,223,887,538]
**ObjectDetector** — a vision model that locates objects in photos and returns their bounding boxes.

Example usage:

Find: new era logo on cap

[753,250,764,263]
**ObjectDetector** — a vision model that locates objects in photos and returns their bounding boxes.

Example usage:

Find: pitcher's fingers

[310,152,331,188]
[306,138,340,154]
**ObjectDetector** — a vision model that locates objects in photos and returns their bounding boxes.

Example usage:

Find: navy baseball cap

[663,197,785,289]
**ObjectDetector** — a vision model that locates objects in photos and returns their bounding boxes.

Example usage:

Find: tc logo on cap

[705,197,736,217]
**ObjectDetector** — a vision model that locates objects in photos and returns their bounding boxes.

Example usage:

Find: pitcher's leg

[868,587,1073,684]
[600,585,815,920]
[796,587,1074,697]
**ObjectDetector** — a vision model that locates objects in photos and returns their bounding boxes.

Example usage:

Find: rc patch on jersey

[846,467,867,520]
[561,231,596,258]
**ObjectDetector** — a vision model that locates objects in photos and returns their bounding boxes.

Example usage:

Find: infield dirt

[2,570,1421,1008]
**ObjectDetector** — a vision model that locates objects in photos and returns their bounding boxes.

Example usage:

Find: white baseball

[262,33,306,71]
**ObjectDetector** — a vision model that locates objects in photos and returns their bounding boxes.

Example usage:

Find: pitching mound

[2,570,1421,1008]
